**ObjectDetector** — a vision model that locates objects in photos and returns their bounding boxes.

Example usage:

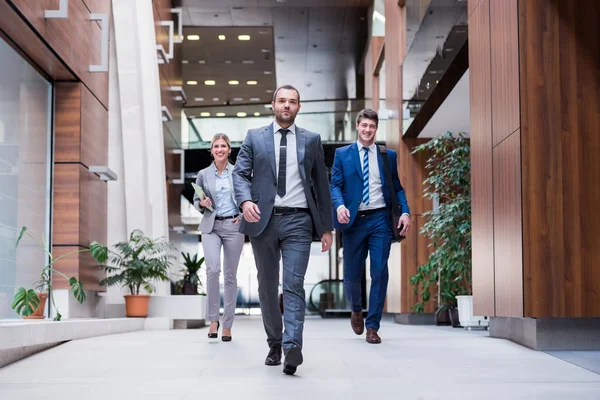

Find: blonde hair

[211,133,231,150]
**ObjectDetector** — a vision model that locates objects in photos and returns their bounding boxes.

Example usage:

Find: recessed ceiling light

[200,112,211,117]
[182,60,189,64]
[237,112,247,117]
[218,35,226,40]
[266,89,273,93]
[187,35,200,40]
[187,80,198,85]
[225,60,232,64]
[213,97,220,101]
[238,35,251,41]
[233,97,243,101]
[250,97,260,102]
[198,60,206,64]
[216,112,226,117]
[229,80,239,85]
[261,49,270,53]
[247,80,258,85]
[264,71,272,75]
[259,29,269,34]
[194,97,204,101]
[264,104,272,109]
[254,112,261,116]
[204,80,216,85]
[242,60,254,64]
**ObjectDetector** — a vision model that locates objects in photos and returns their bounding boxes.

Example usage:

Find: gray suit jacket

[193,162,237,234]
[232,124,333,238]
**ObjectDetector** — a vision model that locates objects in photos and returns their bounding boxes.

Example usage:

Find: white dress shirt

[357,141,386,211]
[273,121,308,208]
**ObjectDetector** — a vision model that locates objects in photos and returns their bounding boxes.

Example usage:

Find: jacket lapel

[296,127,307,184]
[227,162,236,205]
[206,163,216,200]
[262,124,276,179]
[350,142,362,177]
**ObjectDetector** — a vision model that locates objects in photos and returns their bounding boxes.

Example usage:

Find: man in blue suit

[330,108,411,344]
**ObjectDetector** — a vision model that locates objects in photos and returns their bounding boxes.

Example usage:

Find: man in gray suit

[233,85,333,375]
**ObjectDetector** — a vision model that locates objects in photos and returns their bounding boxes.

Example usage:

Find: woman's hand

[199,196,212,209]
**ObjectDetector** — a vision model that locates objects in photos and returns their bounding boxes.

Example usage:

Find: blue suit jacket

[330,143,410,230]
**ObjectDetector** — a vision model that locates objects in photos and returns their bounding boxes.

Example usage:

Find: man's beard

[276,111,295,123]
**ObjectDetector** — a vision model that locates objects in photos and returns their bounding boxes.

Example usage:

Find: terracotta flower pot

[23,292,48,320]
[124,294,151,317]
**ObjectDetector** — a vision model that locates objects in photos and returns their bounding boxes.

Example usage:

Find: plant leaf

[15,226,27,249]
[69,277,86,304]
[11,288,40,317]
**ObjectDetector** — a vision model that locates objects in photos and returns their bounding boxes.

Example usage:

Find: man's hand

[241,201,261,223]
[336,205,350,224]
[321,232,333,252]
[398,214,411,236]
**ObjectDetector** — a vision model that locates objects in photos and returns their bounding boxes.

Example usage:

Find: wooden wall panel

[7,0,45,34]
[0,1,75,80]
[490,0,520,146]
[519,0,600,318]
[53,164,81,245]
[493,130,523,318]
[79,164,107,248]
[54,83,82,162]
[468,0,482,19]
[81,84,108,167]
[51,246,105,291]
[469,0,495,316]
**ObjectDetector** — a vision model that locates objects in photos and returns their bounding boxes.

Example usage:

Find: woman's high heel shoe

[208,321,219,339]
[222,333,232,342]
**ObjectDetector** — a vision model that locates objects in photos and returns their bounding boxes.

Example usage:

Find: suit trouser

[201,219,245,329]
[342,209,392,331]
[250,212,312,352]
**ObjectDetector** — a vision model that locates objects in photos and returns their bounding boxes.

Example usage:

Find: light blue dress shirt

[214,166,238,217]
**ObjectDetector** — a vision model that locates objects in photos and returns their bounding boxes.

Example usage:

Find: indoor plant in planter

[99,229,175,317]
[409,132,472,327]
[11,226,107,321]
[173,252,205,295]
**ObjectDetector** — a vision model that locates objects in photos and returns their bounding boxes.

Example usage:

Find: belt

[215,215,239,220]
[273,207,309,215]
[357,207,387,217]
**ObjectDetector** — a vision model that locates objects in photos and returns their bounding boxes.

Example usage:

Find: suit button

[273,182,277,187]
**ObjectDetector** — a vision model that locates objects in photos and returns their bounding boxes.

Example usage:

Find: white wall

[103,0,171,308]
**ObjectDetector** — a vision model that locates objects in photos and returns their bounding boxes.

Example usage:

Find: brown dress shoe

[350,312,364,335]
[366,328,381,344]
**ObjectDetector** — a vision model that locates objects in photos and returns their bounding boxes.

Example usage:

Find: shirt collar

[273,121,296,135]
[356,140,376,153]
[214,163,230,175]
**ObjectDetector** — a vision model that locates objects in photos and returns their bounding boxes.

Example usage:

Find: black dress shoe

[265,345,282,366]
[207,321,219,339]
[283,345,303,375]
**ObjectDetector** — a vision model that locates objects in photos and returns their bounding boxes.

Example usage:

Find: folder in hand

[191,183,214,212]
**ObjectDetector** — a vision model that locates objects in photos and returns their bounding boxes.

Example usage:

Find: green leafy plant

[173,252,205,295]
[99,230,176,295]
[11,226,108,320]
[409,131,471,314]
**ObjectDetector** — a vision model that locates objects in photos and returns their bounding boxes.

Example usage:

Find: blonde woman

[193,133,244,341]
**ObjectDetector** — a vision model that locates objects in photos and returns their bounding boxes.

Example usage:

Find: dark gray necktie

[277,129,290,198]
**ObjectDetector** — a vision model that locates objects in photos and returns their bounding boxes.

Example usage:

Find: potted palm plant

[99,229,176,317]
[409,132,471,327]
[11,226,107,321]
[174,252,205,295]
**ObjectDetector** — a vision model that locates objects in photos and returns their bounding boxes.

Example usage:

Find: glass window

[0,37,53,319]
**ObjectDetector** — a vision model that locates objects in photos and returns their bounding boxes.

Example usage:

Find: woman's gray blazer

[193,162,237,234]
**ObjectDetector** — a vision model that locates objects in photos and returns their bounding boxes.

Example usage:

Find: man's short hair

[356,108,379,126]
[272,85,300,103]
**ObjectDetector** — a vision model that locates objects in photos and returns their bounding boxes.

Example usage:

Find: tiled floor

[0,315,599,400]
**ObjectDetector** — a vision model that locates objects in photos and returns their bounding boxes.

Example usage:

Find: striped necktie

[277,129,289,198]
[362,147,370,205]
